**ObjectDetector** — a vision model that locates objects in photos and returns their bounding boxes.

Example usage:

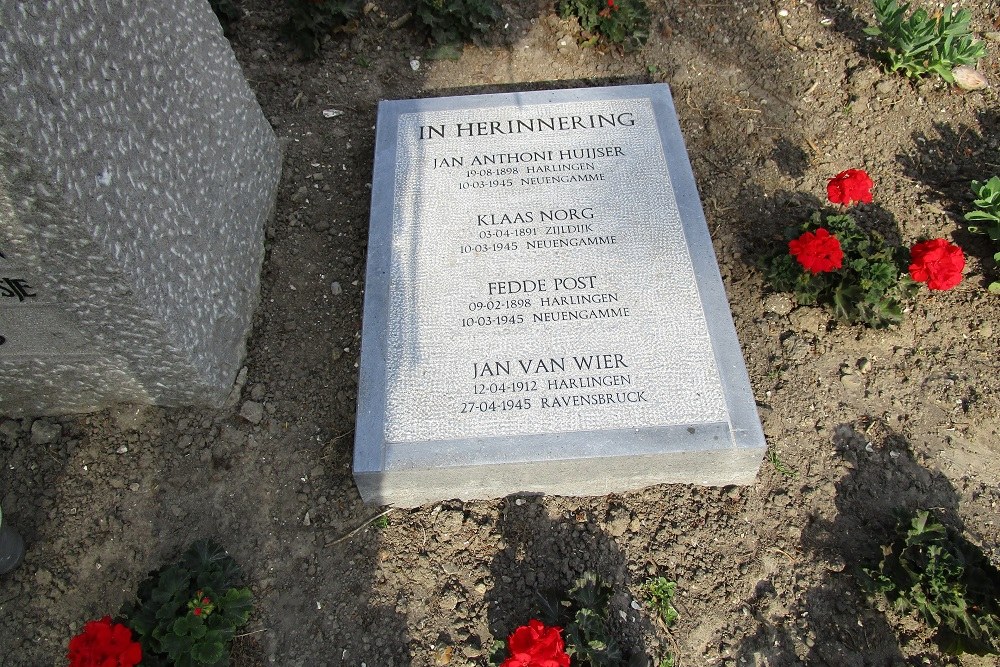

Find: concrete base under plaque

[355,84,765,506]
[0,1,281,416]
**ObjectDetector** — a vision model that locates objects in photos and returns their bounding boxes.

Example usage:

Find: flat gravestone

[355,84,765,507]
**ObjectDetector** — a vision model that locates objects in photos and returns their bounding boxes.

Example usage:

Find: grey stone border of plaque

[355,84,765,507]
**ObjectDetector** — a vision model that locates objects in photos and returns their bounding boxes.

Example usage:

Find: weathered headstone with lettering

[0,1,281,416]
[355,84,764,506]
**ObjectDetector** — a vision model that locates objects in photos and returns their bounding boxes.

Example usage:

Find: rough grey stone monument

[0,1,281,416]
[355,84,765,506]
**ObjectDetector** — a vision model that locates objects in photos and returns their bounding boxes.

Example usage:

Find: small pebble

[239,401,264,425]
[952,65,989,91]
[30,420,61,445]
[763,294,794,316]
[840,373,863,390]
[875,80,895,95]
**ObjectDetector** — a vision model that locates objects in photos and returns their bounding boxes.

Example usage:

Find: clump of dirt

[2,0,998,665]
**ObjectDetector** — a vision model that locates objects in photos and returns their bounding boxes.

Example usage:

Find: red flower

[908,238,964,290]
[827,169,874,206]
[500,620,570,667]
[788,228,844,274]
[188,590,215,618]
[67,616,142,667]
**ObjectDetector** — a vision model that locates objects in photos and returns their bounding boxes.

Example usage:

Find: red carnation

[908,238,964,290]
[67,616,142,667]
[827,169,874,206]
[500,620,570,667]
[788,228,844,274]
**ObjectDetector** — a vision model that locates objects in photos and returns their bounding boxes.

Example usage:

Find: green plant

[965,176,1000,293]
[122,540,253,666]
[526,572,624,666]
[489,572,675,666]
[765,212,916,327]
[861,510,1000,655]
[767,448,798,478]
[560,573,624,665]
[864,0,987,83]
[414,0,502,46]
[558,0,651,52]
[284,0,362,58]
[641,577,679,627]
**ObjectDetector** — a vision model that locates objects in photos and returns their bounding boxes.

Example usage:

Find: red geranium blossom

[67,616,142,667]
[908,238,964,290]
[827,169,874,206]
[788,228,844,274]
[189,589,215,618]
[500,619,571,667]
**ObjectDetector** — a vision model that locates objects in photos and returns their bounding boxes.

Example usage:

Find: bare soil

[2,0,1000,665]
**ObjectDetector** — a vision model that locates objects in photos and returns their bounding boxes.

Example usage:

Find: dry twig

[325,509,393,547]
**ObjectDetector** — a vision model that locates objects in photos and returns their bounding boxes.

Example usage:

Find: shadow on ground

[485,495,671,666]
[736,186,905,261]
[897,109,1000,287]
[735,418,966,666]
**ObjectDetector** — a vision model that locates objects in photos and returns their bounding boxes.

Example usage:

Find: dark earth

[2,0,999,664]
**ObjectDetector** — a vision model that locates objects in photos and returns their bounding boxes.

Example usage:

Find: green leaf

[219,587,254,629]
[191,632,226,665]
[173,614,208,639]
[162,630,194,659]
[832,282,859,322]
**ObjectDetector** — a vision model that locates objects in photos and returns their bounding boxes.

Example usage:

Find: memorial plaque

[354,84,765,507]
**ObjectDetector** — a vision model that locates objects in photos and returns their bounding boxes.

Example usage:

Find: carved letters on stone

[354,85,766,506]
